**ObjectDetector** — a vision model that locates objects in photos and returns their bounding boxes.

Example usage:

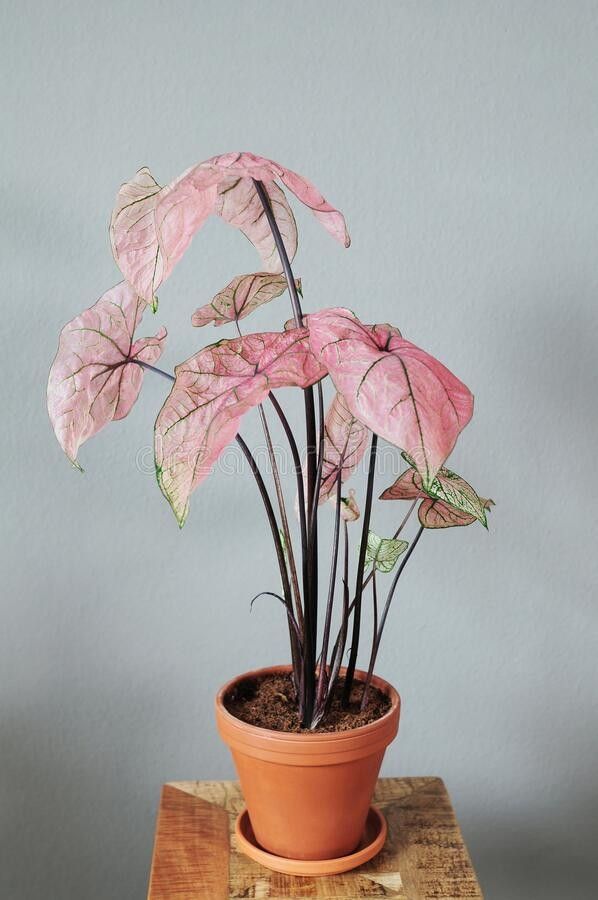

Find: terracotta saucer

[234,806,387,877]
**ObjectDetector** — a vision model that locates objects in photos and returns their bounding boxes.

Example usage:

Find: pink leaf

[191,273,298,328]
[276,165,350,247]
[380,464,493,529]
[307,308,474,490]
[379,466,422,501]
[418,497,493,529]
[47,282,166,467]
[110,167,215,306]
[319,392,370,501]
[215,178,298,273]
[111,152,349,303]
[155,328,326,525]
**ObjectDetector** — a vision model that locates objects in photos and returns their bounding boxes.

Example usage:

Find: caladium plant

[47,152,492,728]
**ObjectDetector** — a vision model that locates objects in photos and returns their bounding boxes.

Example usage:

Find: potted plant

[47,152,492,875]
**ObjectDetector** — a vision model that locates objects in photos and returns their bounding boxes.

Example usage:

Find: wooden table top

[147,777,483,899]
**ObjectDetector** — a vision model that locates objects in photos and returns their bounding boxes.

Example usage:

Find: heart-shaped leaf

[155,328,327,525]
[319,392,370,501]
[365,531,409,573]
[380,462,493,528]
[307,308,474,490]
[111,152,349,303]
[47,282,166,468]
[418,496,494,529]
[191,273,300,328]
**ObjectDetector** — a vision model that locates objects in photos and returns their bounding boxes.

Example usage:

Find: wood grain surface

[147,777,483,899]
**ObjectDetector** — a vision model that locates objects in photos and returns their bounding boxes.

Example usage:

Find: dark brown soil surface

[223,672,391,733]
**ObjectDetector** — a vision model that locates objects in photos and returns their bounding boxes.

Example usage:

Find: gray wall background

[2,1,597,897]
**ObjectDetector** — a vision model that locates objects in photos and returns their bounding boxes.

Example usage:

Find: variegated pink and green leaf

[380,461,493,529]
[319,392,370,501]
[47,282,166,468]
[192,273,301,328]
[424,466,493,526]
[111,152,349,304]
[307,308,474,490]
[155,328,327,526]
[365,531,409,572]
[418,496,494,529]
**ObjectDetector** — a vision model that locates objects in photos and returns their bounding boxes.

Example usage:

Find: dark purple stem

[253,178,319,726]
[236,433,302,688]
[252,179,303,326]
[361,570,379,711]
[342,433,378,705]
[268,392,307,632]
[330,521,351,698]
[136,361,175,382]
[313,471,343,724]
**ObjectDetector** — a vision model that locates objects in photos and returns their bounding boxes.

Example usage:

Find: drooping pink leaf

[380,463,493,529]
[191,272,299,328]
[307,308,474,490]
[273,164,349,247]
[111,152,349,303]
[47,282,166,467]
[215,178,298,273]
[155,328,327,525]
[319,392,370,501]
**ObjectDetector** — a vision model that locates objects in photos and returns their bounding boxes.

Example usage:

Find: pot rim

[215,663,400,744]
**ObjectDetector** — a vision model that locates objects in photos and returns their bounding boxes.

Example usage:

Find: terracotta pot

[215,665,400,861]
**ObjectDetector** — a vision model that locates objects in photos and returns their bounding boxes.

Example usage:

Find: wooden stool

[147,777,483,899]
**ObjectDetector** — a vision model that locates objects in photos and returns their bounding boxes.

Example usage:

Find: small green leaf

[365,531,408,573]
[151,295,159,313]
